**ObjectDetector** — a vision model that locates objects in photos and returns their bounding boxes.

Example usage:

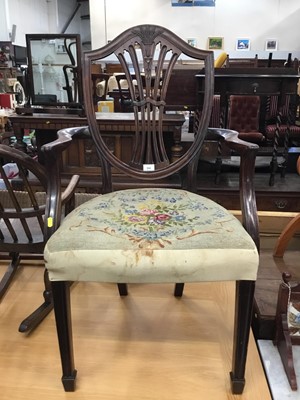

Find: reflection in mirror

[25,34,83,108]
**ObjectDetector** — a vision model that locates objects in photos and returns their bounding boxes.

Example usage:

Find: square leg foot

[174,283,184,297]
[62,370,77,392]
[230,371,245,394]
[117,283,128,296]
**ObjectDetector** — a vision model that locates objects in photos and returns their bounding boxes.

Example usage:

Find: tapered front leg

[117,283,128,296]
[230,280,255,394]
[174,283,185,297]
[51,281,77,391]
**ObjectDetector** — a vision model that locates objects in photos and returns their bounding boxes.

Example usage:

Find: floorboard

[0,261,271,400]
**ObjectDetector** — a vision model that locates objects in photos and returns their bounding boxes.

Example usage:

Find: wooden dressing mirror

[25,34,83,110]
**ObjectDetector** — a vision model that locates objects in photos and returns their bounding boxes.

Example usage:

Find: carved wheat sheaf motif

[131,25,171,82]
[133,25,162,76]
[132,25,164,45]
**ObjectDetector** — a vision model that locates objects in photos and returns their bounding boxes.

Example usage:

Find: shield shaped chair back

[82,24,214,193]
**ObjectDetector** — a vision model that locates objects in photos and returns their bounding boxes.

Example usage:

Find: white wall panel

[1,0,53,46]
[89,0,300,59]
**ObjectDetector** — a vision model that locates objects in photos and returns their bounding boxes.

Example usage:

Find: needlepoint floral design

[72,189,238,249]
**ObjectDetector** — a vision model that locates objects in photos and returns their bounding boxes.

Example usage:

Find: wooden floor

[0,260,271,400]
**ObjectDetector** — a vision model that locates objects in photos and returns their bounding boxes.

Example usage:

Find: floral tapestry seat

[45,188,258,284]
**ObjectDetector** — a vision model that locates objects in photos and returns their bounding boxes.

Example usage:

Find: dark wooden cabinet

[199,188,300,212]
[62,131,135,177]
[196,169,300,212]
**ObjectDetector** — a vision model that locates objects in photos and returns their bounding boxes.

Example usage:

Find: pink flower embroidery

[140,209,156,215]
[128,216,145,222]
[155,214,171,221]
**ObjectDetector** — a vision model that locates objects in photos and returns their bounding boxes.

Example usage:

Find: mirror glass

[26,34,83,107]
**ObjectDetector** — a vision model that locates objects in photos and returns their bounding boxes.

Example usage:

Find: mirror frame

[25,33,83,108]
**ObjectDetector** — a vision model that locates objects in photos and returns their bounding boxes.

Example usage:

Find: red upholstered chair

[227,95,265,145]
[214,95,265,183]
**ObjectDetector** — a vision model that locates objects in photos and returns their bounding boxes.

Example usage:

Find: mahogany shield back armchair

[0,143,79,332]
[42,24,260,394]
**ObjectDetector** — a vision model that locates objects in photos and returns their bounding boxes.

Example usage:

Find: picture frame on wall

[187,38,197,47]
[208,37,223,50]
[265,39,278,51]
[171,0,193,7]
[194,0,215,5]
[236,38,250,51]
[171,0,215,6]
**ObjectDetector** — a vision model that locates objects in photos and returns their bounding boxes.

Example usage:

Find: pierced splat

[273,272,300,390]
[115,39,180,170]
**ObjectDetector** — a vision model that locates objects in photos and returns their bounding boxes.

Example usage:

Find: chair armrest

[207,127,259,153]
[42,127,88,239]
[207,128,260,251]
[41,126,89,155]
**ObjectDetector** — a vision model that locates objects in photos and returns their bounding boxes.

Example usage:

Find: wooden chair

[273,272,300,390]
[214,95,265,183]
[114,73,136,112]
[227,95,265,145]
[0,143,79,332]
[115,71,161,112]
[42,24,260,394]
[273,213,300,257]
[91,72,110,109]
[264,94,300,185]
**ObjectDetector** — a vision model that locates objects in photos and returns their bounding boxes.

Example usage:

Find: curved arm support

[41,127,88,240]
[207,128,260,251]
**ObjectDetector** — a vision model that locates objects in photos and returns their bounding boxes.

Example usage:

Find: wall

[0,0,90,48]
[0,0,55,46]
[90,0,300,59]
[0,0,299,58]
[57,0,91,49]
